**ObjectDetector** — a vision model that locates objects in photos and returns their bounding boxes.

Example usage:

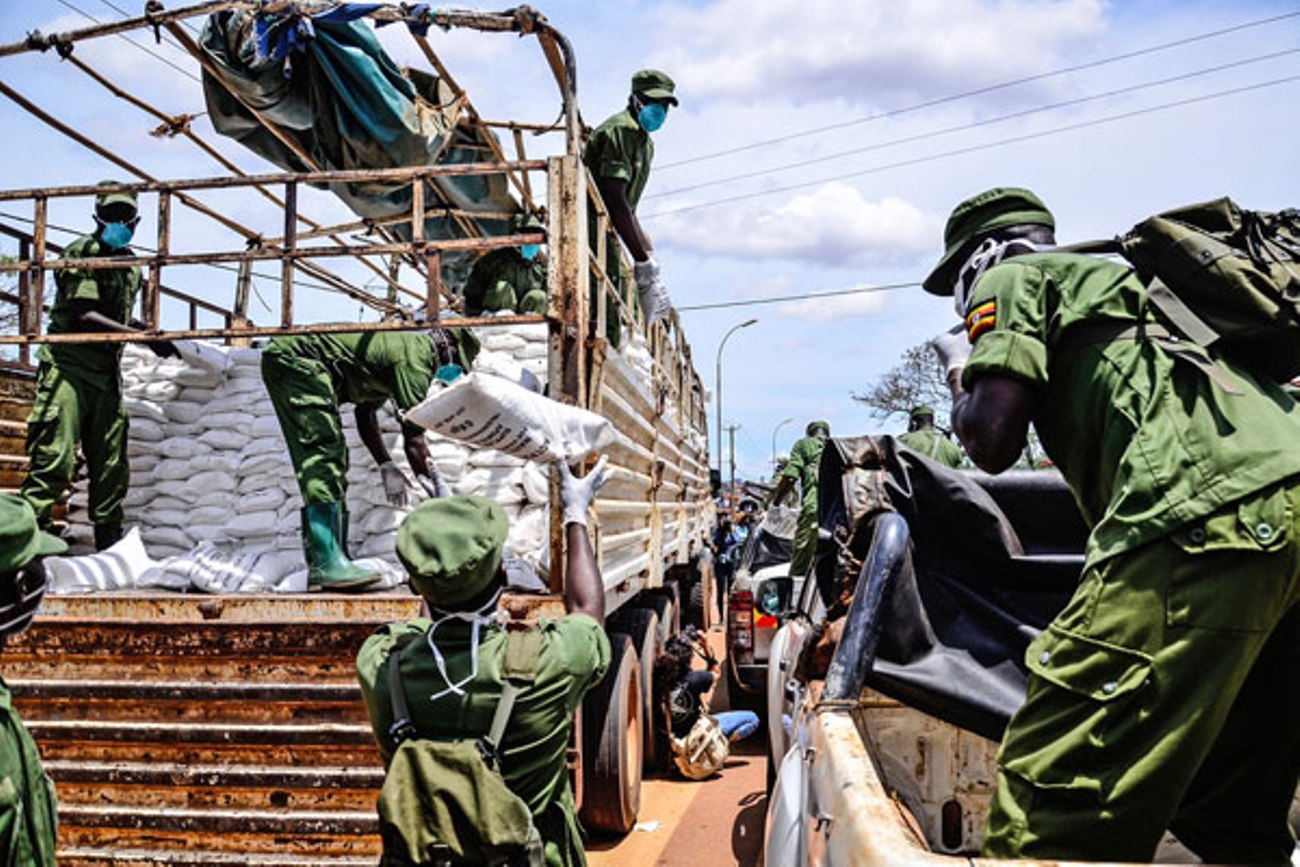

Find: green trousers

[984,478,1300,863]
[21,361,128,529]
[261,349,348,505]
[789,503,819,578]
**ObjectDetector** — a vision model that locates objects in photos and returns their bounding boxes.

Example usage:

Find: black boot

[93,523,123,552]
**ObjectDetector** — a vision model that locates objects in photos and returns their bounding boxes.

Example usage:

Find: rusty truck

[0,3,715,862]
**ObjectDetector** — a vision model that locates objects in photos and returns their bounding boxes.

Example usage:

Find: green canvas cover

[199,8,517,251]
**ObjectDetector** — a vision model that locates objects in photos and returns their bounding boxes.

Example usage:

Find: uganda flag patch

[966,300,997,342]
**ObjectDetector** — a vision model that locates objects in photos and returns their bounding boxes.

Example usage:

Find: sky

[0,0,1297,481]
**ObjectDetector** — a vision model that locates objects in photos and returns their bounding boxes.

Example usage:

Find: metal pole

[714,317,757,475]
[727,424,740,494]
[771,416,794,469]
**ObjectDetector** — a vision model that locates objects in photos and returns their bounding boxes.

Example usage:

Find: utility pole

[726,424,741,496]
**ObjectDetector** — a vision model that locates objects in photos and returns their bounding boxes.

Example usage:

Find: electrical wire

[676,281,918,313]
[646,73,1300,220]
[55,0,202,83]
[96,0,202,35]
[645,48,1300,201]
[657,9,1300,171]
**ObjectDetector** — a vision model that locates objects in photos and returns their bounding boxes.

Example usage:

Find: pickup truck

[765,435,1300,865]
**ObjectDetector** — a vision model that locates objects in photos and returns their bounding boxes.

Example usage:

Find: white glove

[379,461,411,507]
[931,326,972,377]
[633,256,660,291]
[558,455,611,527]
[415,469,451,499]
[637,277,672,325]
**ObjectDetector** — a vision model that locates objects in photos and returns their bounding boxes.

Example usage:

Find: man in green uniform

[261,327,478,591]
[462,214,547,316]
[583,69,678,331]
[0,494,64,866]
[925,187,1300,863]
[898,404,963,468]
[21,183,178,550]
[769,420,830,578]
[357,457,612,866]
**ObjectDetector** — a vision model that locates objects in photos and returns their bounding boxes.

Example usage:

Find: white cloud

[778,290,887,322]
[654,182,935,266]
[648,0,1107,105]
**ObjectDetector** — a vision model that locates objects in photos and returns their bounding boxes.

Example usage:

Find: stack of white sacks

[60,324,553,594]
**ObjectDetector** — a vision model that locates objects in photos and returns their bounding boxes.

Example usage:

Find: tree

[852,341,951,427]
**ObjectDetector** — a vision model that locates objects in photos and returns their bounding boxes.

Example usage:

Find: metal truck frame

[0,3,715,860]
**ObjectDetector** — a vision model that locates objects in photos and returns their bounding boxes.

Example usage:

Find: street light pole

[714,317,757,482]
[771,416,794,469]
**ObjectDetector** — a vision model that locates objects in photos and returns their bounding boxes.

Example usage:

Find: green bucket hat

[94,179,138,217]
[910,405,936,419]
[397,495,508,608]
[0,494,67,574]
[923,187,1054,296]
[806,420,830,437]
[632,69,678,106]
[508,212,545,234]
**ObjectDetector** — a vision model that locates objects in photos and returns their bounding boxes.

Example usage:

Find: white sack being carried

[407,372,617,463]
[45,527,159,593]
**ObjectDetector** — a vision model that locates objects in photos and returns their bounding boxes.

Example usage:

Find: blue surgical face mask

[637,101,667,133]
[520,244,541,261]
[99,221,134,249]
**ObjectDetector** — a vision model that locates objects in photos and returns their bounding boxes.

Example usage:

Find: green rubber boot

[302,503,380,593]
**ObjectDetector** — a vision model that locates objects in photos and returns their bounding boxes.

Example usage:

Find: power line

[657,9,1300,171]
[96,0,203,35]
[677,281,918,313]
[646,48,1300,202]
[55,0,202,83]
[647,73,1300,220]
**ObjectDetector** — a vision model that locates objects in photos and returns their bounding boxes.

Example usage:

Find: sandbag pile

[63,323,557,592]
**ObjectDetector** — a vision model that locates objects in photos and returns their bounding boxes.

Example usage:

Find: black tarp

[815,436,1089,742]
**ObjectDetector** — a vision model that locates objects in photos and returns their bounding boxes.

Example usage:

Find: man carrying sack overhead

[357,457,612,866]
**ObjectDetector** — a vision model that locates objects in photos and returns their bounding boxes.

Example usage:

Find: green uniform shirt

[962,251,1300,567]
[264,331,438,411]
[0,683,57,867]
[358,615,611,867]
[463,249,546,315]
[781,434,826,512]
[40,233,141,382]
[583,109,653,210]
[899,428,964,468]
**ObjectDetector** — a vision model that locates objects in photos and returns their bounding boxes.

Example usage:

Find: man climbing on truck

[357,457,612,866]
[769,420,830,580]
[926,186,1300,863]
[584,69,677,329]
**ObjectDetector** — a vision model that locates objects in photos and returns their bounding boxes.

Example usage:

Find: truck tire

[579,633,642,835]
[641,591,677,647]
[612,607,661,772]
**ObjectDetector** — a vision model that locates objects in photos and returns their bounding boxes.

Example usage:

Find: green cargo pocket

[1026,627,1152,702]
[1167,484,1292,631]
[1001,628,1153,801]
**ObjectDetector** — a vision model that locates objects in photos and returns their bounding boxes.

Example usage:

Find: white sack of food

[163,402,205,425]
[406,372,617,463]
[198,428,251,451]
[45,527,158,594]
[173,339,232,379]
[225,510,281,539]
[178,386,218,404]
[124,397,168,424]
[130,417,164,442]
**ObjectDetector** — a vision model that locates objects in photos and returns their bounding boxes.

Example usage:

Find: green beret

[397,495,507,608]
[0,494,66,574]
[806,420,830,437]
[94,179,138,217]
[632,68,679,105]
[910,405,936,419]
[923,187,1054,296]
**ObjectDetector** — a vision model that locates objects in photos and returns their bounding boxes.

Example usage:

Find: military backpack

[377,628,544,867]
[1063,197,1300,386]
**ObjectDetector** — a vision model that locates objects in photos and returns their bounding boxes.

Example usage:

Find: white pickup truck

[764,435,1300,866]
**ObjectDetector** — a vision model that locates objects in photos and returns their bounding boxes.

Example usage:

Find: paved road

[587,626,767,866]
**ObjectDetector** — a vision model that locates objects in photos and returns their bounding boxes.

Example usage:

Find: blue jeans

[714,710,760,742]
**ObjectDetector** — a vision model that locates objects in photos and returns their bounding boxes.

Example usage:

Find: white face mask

[953,237,1047,316]
[424,589,506,703]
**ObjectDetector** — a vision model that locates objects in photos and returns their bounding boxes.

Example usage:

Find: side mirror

[757,577,793,617]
